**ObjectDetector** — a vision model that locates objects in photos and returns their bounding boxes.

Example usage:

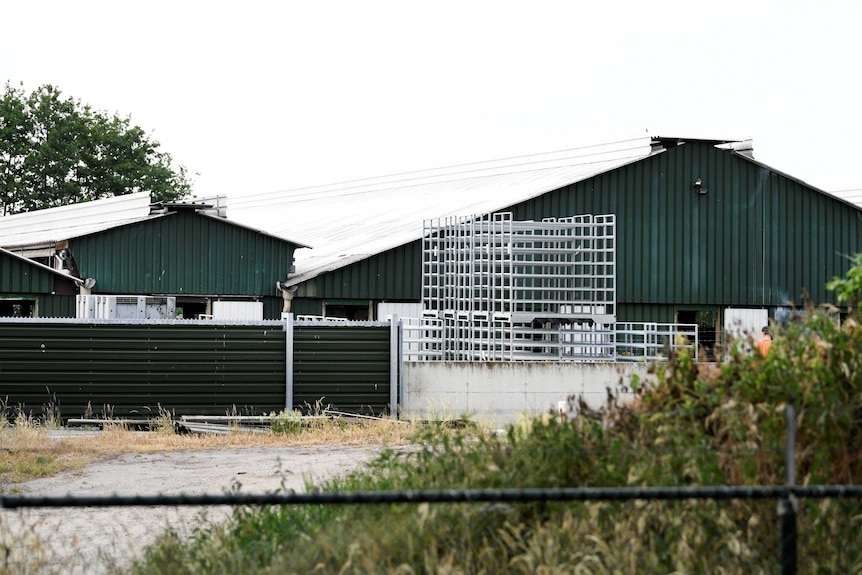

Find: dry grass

[0,412,423,575]
[0,415,416,490]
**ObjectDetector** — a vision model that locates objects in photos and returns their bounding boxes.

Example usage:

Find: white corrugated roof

[0,190,310,255]
[0,191,154,248]
[827,188,862,207]
[225,136,656,284]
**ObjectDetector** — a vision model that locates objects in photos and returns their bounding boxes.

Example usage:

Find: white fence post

[284,312,294,411]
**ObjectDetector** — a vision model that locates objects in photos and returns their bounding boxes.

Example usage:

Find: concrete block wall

[402,361,655,428]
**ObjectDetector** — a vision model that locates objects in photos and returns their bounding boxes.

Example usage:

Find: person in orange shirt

[755,326,772,356]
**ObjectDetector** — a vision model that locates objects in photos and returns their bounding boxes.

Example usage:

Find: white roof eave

[0,191,154,249]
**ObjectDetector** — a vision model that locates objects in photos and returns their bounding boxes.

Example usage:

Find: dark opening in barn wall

[324,299,371,320]
[677,306,718,360]
[176,296,208,319]
[0,298,35,317]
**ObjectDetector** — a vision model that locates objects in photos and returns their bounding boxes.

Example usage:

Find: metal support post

[780,402,797,575]
[390,314,400,419]
[284,312,294,411]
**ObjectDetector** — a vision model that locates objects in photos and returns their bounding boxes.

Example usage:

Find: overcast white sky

[3,1,861,199]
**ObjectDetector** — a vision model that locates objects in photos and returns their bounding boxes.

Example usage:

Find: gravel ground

[1,443,385,574]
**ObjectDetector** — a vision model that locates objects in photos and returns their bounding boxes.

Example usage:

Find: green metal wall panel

[318,242,421,300]
[0,321,287,421]
[290,297,324,318]
[294,324,391,415]
[766,176,861,306]
[507,143,862,308]
[70,211,298,296]
[616,303,675,323]
[261,296,324,320]
[38,295,76,318]
[0,251,54,293]
[262,295,287,320]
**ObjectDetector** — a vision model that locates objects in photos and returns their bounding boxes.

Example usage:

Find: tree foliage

[0,82,191,215]
[827,252,862,314]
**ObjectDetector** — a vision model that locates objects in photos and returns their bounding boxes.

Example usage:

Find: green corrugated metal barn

[5,136,862,339]
[72,205,303,319]
[272,137,862,344]
[0,200,307,319]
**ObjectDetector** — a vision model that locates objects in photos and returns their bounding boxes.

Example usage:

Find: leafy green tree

[827,252,862,314]
[0,82,191,215]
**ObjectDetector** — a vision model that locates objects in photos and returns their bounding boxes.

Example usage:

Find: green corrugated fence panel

[0,319,394,422]
[0,321,287,421]
[293,325,391,415]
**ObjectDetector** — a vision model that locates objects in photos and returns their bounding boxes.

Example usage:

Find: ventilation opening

[678,308,718,360]
[0,299,35,318]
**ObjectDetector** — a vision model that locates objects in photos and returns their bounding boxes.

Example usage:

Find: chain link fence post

[780,402,798,575]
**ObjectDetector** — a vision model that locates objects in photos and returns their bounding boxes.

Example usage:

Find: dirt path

[1,444,384,574]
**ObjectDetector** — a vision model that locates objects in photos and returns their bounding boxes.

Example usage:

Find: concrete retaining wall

[402,361,655,427]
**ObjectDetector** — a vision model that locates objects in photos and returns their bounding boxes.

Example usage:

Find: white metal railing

[613,322,698,361]
[401,315,698,362]
[402,315,444,361]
